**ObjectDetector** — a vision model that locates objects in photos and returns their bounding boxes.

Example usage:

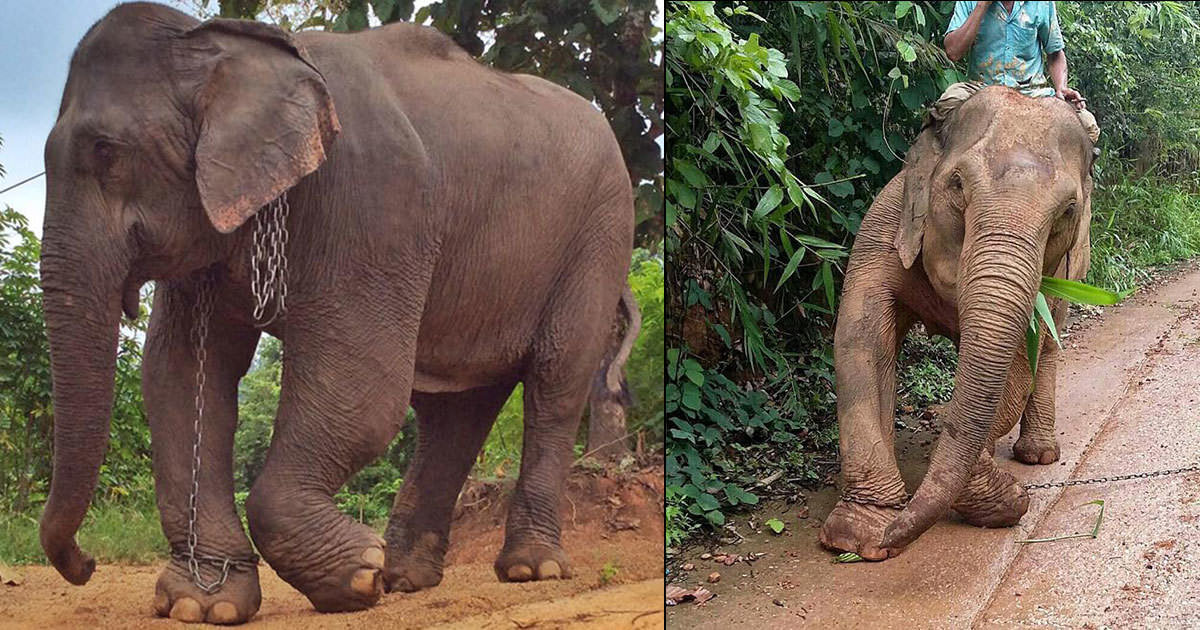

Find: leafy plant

[1025,278,1133,380]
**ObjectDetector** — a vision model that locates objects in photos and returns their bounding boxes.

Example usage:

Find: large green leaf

[1039,276,1134,305]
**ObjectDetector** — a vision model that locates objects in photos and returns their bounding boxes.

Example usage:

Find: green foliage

[627,250,665,440]
[0,500,164,566]
[1087,175,1200,292]
[897,333,956,410]
[764,517,784,534]
[599,559,620,584]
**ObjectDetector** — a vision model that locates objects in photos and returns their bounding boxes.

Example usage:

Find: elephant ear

[1065,180,1093,281]
[894,129,942,269]
[184,19,340,234]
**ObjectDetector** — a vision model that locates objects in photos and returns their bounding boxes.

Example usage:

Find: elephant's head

[39,3,337,585]
[882,86,1095,550]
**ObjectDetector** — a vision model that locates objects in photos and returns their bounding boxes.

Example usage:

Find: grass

[1087,175,1200,292]
[0,501,167,566]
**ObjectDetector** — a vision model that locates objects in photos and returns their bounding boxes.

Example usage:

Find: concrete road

[667,263,1200,629]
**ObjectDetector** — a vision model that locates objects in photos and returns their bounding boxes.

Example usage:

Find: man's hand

[1057,87,1086,111]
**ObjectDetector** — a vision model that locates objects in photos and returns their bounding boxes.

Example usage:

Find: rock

[707,572,721,583]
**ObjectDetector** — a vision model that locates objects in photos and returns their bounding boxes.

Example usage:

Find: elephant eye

[949,171,963,190]
[1063,200,1077,216]
[93,139,116,172]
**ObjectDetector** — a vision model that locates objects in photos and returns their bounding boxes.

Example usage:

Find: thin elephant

[819,86,1095,560]
[38,2,634,624]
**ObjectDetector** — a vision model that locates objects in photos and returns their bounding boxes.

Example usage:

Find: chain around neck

[250,192,290,327]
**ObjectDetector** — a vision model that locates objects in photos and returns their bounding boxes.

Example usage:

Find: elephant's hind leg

[383,383,515,593]
[144,280,262,625]
[495,249,625,583]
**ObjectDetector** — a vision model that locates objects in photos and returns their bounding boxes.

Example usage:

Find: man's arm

[1041,4,1085,110]
[1046,50,1084,110]
[944,1,992,62]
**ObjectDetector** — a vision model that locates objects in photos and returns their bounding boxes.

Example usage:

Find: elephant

[38,2,634,624]
[818,86,1095,561]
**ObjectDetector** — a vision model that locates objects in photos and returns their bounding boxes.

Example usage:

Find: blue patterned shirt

[946,1,1064,97]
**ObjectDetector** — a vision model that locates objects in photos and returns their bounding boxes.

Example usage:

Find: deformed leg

[819,278,914,561]
[383,383,515,592]
[245,289,424,613]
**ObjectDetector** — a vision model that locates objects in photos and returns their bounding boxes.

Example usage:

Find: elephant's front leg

[951,346,1033,527]
[144,281,262,624]
[818,276,913,561]
[244,293,422,613]
[1013,298,1067,464]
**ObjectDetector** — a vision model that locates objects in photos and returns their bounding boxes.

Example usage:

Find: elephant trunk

[883,218,1043,550]
[38,239,127,585]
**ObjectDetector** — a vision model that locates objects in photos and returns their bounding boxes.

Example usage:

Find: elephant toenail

[537,561,562,579]
[152,591,170,617]
[207,601,240,624]
[361,547,385,569]
[350,568,381,596]
[169,597,204,622]
[507,564,534,582]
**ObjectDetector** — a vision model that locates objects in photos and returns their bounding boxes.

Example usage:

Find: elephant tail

[603,285,642,401]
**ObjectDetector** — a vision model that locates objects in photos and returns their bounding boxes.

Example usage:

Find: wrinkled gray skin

[818,87,1095,561]
[39,2,632,624]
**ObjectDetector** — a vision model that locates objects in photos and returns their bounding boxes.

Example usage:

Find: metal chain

[251,193,290,327]
[183,273,258,594]
[839,493,909,509]
[838,463,1200,509]
[1022,464,1200,491]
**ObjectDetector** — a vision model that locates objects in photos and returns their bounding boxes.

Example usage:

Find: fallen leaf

[666,585,715,606]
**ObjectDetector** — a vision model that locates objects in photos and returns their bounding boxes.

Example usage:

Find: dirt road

[667,264,1200,629]
[0,465,665,629]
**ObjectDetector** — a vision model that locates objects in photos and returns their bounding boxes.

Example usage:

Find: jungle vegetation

[666,0,1200,545]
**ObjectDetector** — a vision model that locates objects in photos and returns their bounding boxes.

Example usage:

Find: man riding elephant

[937,1,1099,142]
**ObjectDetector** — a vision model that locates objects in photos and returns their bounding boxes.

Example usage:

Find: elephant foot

[953,466,1030,528]
[494,541,572,582]
[256,514,388,613]
[384,531,446,593]
[301,526,387,613]
[1012,435,1060,465]
[818,500,903,561]
[154,558,261,625]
